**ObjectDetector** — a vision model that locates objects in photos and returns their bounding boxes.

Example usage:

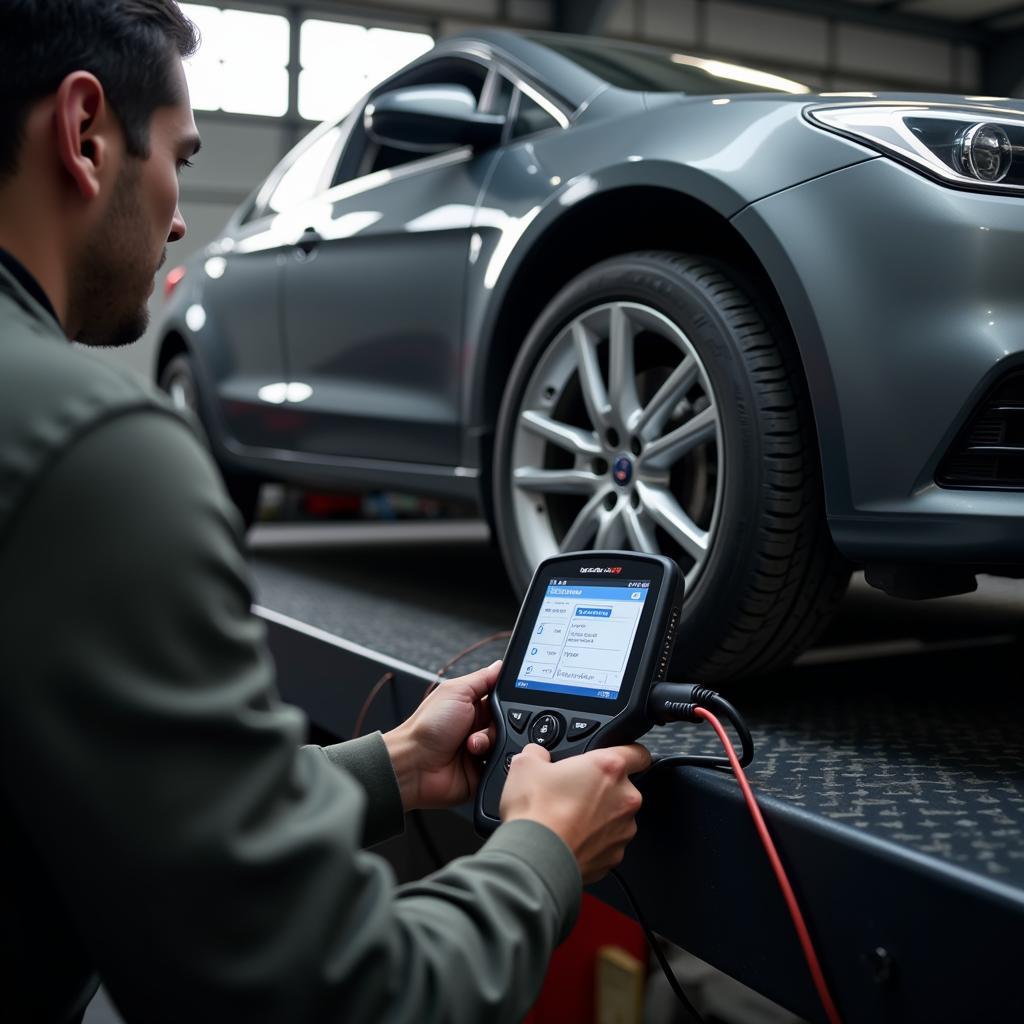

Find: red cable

[693,707,843,1024]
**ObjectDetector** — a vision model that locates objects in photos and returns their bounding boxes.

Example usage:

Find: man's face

[75,59,199,348]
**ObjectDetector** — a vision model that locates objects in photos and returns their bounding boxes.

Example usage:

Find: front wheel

[159,352,262,531]
[493,251,850,681]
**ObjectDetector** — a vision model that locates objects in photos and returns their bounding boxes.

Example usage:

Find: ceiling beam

[725,0,991,45]
[554,0,616,34]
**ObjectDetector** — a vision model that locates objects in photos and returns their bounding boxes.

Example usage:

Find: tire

[493,251,850,682]
[158,353,262,531]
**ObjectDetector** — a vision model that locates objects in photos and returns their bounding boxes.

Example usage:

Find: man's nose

[169,206,187,243]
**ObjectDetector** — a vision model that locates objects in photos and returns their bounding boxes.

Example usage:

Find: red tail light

[164,265,187,301]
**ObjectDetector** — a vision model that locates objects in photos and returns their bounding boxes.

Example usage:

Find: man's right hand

[499,743,651,884]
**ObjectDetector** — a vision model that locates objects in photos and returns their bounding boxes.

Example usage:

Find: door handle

[296,227,322,256]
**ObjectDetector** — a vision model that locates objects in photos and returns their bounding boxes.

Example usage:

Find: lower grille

[937,371,1024,489]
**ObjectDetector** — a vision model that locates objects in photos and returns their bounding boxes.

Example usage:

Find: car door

[279,55,508,466]
[206,122,345,451]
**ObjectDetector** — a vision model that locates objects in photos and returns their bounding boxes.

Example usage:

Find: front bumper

[735,156,1024,565]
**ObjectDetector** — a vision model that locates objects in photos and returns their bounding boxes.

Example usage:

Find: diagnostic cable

[620,682,842,1024]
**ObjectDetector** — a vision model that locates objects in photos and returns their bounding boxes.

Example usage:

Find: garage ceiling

[855,0,1024,26]
[557,0,1024,41]
[731,0,1024,36]
[553,0,1024,92]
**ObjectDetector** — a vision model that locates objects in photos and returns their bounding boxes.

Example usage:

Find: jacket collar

[0,252,65,338]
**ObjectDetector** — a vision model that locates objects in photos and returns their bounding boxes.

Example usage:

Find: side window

[331,57,490,186]
[511,89,560,140]
[265,125,344,214]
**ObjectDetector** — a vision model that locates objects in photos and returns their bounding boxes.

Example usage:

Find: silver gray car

[155,30,1024,680]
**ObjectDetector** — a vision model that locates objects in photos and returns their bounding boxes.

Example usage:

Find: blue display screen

[513,580,649,701]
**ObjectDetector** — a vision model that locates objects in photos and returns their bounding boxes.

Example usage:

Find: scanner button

[567,718,599,741]
[529,713,562,748]
[507,708,531,733]
[503,752,515,774]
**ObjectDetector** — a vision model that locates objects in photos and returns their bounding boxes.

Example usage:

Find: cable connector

[646,682,755,770]
[647,682,716,724]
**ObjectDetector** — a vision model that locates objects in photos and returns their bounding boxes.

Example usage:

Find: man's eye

[177,159,194,173]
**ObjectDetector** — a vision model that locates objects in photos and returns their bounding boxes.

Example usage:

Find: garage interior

[77,2,1024,1023]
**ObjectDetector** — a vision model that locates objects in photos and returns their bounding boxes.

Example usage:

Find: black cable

[610,868,706,1024]
[646,685,754,773]
[627,684,762,1020]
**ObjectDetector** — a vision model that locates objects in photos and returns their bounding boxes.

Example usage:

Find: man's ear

[54,72,117,201]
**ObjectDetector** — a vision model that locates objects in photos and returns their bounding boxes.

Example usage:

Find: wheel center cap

[612,455,633,486]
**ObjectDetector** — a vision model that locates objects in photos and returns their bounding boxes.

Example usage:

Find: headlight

[807,103,1024,194]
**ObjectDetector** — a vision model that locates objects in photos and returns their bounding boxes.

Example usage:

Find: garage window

[179,4,290,116]
[299,20,434,123]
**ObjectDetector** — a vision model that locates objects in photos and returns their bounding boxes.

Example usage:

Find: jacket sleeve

[0,408,581,1024]
[311,733,406,846]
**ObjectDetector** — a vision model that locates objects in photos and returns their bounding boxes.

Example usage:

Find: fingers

[445,660,502,701]
[618,743,652,776]
[467,724,496,756]
[470,693,493,735]
[516,742,552,763]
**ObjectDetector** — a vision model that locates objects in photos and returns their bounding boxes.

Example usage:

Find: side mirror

[364,84,505,153]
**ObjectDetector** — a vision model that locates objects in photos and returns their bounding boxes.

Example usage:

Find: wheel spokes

[513,467,601,496]
[559,490,608,551]
[621,502,659,554]
[635,480,709,563]
[520,410,602,457]
[168,381,188,410]
[640,405,717,471]
[634,356,700,440]
[511,300,722,588]
[573,320,612,433]
[608,305,643,434]
[595,505,626,548]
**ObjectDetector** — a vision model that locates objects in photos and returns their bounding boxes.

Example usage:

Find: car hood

[648,90,1024,112]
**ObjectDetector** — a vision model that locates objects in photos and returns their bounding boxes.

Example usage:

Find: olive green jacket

[0,260,580,1023]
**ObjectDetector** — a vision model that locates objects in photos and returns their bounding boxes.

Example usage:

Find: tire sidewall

[494,254,776,668]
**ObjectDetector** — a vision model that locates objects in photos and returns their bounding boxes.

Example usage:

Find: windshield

[533,35,809,95]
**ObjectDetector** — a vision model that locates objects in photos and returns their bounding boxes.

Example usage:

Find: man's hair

[0,1,199,179]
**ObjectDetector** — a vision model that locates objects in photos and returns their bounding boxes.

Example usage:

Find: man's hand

[500,743,651,884]
[382,660,500,812]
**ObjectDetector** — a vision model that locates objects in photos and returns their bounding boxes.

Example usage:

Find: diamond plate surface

[249,520,1024,886]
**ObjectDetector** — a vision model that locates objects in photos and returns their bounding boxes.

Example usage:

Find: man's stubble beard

[72,160,164,349]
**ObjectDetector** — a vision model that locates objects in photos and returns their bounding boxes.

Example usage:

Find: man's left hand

[382,660,500,812]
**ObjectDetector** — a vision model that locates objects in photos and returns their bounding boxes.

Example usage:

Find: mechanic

[0,3,651,1022]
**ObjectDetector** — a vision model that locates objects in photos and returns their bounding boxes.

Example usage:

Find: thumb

[455,659,503,701]
[517,743,552,763]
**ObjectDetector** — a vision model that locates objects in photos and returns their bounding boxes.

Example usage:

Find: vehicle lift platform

[248,520,1024,1024]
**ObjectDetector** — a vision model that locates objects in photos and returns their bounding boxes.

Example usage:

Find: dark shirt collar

[0,248,61,328]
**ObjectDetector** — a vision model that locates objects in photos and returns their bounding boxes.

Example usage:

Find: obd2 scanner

[474,551,682,835]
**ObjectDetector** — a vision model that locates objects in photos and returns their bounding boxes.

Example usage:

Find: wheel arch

[471,184,824,482]
[154,329,190,385]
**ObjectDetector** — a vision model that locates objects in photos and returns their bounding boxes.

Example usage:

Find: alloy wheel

[163,361,197,414]
[509,301,724,593]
